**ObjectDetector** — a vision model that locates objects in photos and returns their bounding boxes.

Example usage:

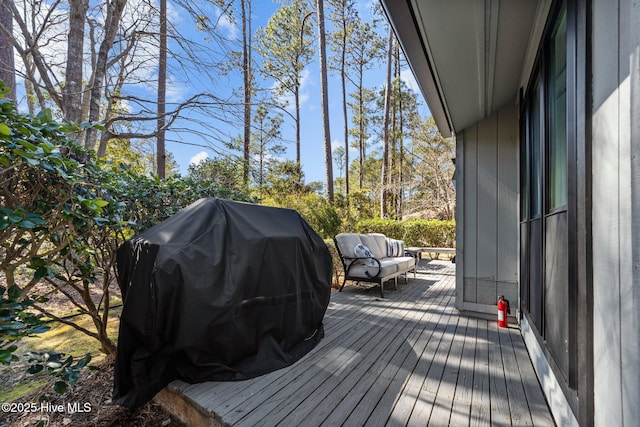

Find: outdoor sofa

[333,232,416,298]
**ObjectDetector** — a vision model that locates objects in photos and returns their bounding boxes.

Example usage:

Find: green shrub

[354,219,404,239]
[324,239,343,289]
[262,193,341,239]
[355,219,455,247]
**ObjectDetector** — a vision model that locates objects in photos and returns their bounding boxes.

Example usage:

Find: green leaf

[28,364,44,374]
[29,325,50,334]
[18,140,38,151]
[33,266,52,280]
[0,346,18,364]
[20,219,36,229]
[7,285,21,300]
[53,381,68,394]
[92,199,109,208]
[0,123,10,137]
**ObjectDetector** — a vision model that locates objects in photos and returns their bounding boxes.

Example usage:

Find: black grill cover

[113,198,332,408]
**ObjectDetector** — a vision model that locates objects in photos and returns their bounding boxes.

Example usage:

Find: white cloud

[401,68,420,94]
[216,6,238,39]
[331,139,358,157]
[189,151,209,165]
[271,68,313,112]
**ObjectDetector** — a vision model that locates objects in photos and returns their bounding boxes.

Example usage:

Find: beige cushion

[346,257,399,279]
[360,233,388,259]
[393,256,416,272]
[334,233,364,258]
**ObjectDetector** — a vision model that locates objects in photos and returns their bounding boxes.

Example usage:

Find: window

[547,5,567,210]
[531,75,542,219]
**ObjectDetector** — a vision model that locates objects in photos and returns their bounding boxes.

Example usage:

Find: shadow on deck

[156,260,554,426]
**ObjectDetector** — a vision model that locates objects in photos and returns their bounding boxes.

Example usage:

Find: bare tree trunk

[7,0,62,109]
[316,0,333,201]
[156,0,167,179]
[0,0,16,100]
[340,28,349,197]
[241,0,251,187]
[395,43,403,219]
[89,0,127,154]
[380,28,393,219]
[63,0,88,123]
[358,65,364,191]
[82,18,98,122]
[295,85,301,170]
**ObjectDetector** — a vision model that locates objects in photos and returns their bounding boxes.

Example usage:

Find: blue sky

[166,0,430,184]
[9,0,429,185]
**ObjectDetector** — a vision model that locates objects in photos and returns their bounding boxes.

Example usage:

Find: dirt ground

[0,357,185,427]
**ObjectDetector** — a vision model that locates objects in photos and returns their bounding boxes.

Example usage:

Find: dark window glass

[548,5,567,210]
[520,116,529,221]
[530,76,542,219]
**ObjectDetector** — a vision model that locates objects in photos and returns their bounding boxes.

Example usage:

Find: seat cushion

[393,256,416,272]
[346,257,399,279]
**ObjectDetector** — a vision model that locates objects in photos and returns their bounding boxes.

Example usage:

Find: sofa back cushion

[334,233,364,258]
[360,233,388,259]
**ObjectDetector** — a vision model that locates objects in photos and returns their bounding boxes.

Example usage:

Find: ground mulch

[0,356,184,427]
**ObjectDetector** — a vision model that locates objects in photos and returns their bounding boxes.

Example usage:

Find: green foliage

[187,157,246,194]
[1,285,91,396]
[333,191,374,232]
[257,0,315,96]
[25,352,93,395]
[0,286,49,365]
[262,193,341,239]
[263,160,309,196]
[104,138,149,176]
[355,219,455,247]
[323,239,342,289]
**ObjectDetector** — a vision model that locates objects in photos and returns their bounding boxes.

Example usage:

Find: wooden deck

[166,260,555,426]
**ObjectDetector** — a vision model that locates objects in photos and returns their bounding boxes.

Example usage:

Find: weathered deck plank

[164,260,555,426]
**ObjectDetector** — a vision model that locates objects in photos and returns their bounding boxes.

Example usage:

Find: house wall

[592,0,640,425]
[455,105,519,316]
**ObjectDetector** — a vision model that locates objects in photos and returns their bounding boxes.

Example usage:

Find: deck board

[165,260,555,426]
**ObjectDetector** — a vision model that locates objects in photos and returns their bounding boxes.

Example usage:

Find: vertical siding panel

[476,114,498,305]
[455,131,466,310]
[619,1,640,425]
[592,0,623,425]
[496,106,519,307]
[464,124,479,303]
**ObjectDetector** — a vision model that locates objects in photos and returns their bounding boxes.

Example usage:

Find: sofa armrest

[343,256,383,278]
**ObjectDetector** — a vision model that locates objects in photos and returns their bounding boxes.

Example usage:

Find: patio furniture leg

[379,280,384,298]
[339,277,347,292]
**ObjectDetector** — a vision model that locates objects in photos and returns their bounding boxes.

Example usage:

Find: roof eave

[380,1,453,138]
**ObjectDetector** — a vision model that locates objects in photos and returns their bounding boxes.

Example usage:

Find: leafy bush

[1,284,92,395]
[355,219,455,247]
[0,285,49,365]
[323,239,342,289]
[261,193,341,239]
[354,219,404,239]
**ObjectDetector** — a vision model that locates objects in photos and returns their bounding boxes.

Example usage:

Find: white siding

[592,0,640,425]
[456,105,519,315]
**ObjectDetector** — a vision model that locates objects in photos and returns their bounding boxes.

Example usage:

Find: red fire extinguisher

[498,295,510,328]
